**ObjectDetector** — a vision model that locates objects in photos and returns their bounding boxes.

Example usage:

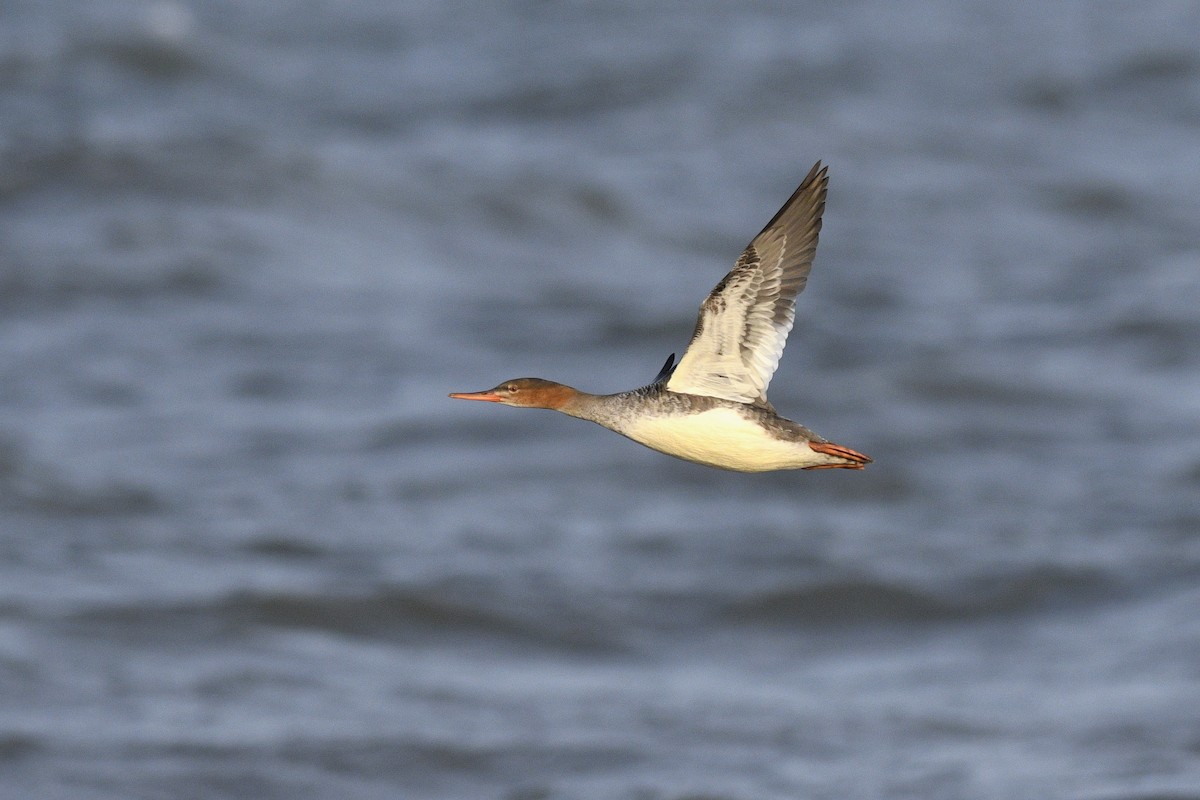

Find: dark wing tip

[651,353,677,384]
[752,160,828,241]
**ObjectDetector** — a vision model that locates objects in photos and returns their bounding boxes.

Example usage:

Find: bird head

[449,378,576,410]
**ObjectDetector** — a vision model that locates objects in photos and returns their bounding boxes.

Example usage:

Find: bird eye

[506,383,519,393]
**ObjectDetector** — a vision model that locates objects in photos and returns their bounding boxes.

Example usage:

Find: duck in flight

[450,162,871,472]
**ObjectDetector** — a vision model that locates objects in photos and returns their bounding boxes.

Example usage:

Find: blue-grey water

[2,2,1199,798]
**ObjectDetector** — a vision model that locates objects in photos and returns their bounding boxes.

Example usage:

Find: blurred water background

[2,2,1199,798]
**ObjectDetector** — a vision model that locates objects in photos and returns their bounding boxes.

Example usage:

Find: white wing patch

[667,162,827,405]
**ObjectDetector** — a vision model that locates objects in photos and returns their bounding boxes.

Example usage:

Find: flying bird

[450,162,871,472]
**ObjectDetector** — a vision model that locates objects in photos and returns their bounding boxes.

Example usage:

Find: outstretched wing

[666,162,828,405]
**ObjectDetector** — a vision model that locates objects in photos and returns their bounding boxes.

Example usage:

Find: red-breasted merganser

[450,162,871,472]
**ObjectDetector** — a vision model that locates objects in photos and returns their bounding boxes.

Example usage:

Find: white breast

[618,407,823,472]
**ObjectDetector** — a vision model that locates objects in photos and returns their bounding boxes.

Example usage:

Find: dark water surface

[2,2,1199,798]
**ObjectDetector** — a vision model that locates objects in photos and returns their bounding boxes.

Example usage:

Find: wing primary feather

[752,161,825,240]
[651,353,676,384]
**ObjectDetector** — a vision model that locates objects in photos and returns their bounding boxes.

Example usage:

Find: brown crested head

[448,378,577,410]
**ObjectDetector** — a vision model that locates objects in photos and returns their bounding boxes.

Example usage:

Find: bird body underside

[613,406,859,472]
